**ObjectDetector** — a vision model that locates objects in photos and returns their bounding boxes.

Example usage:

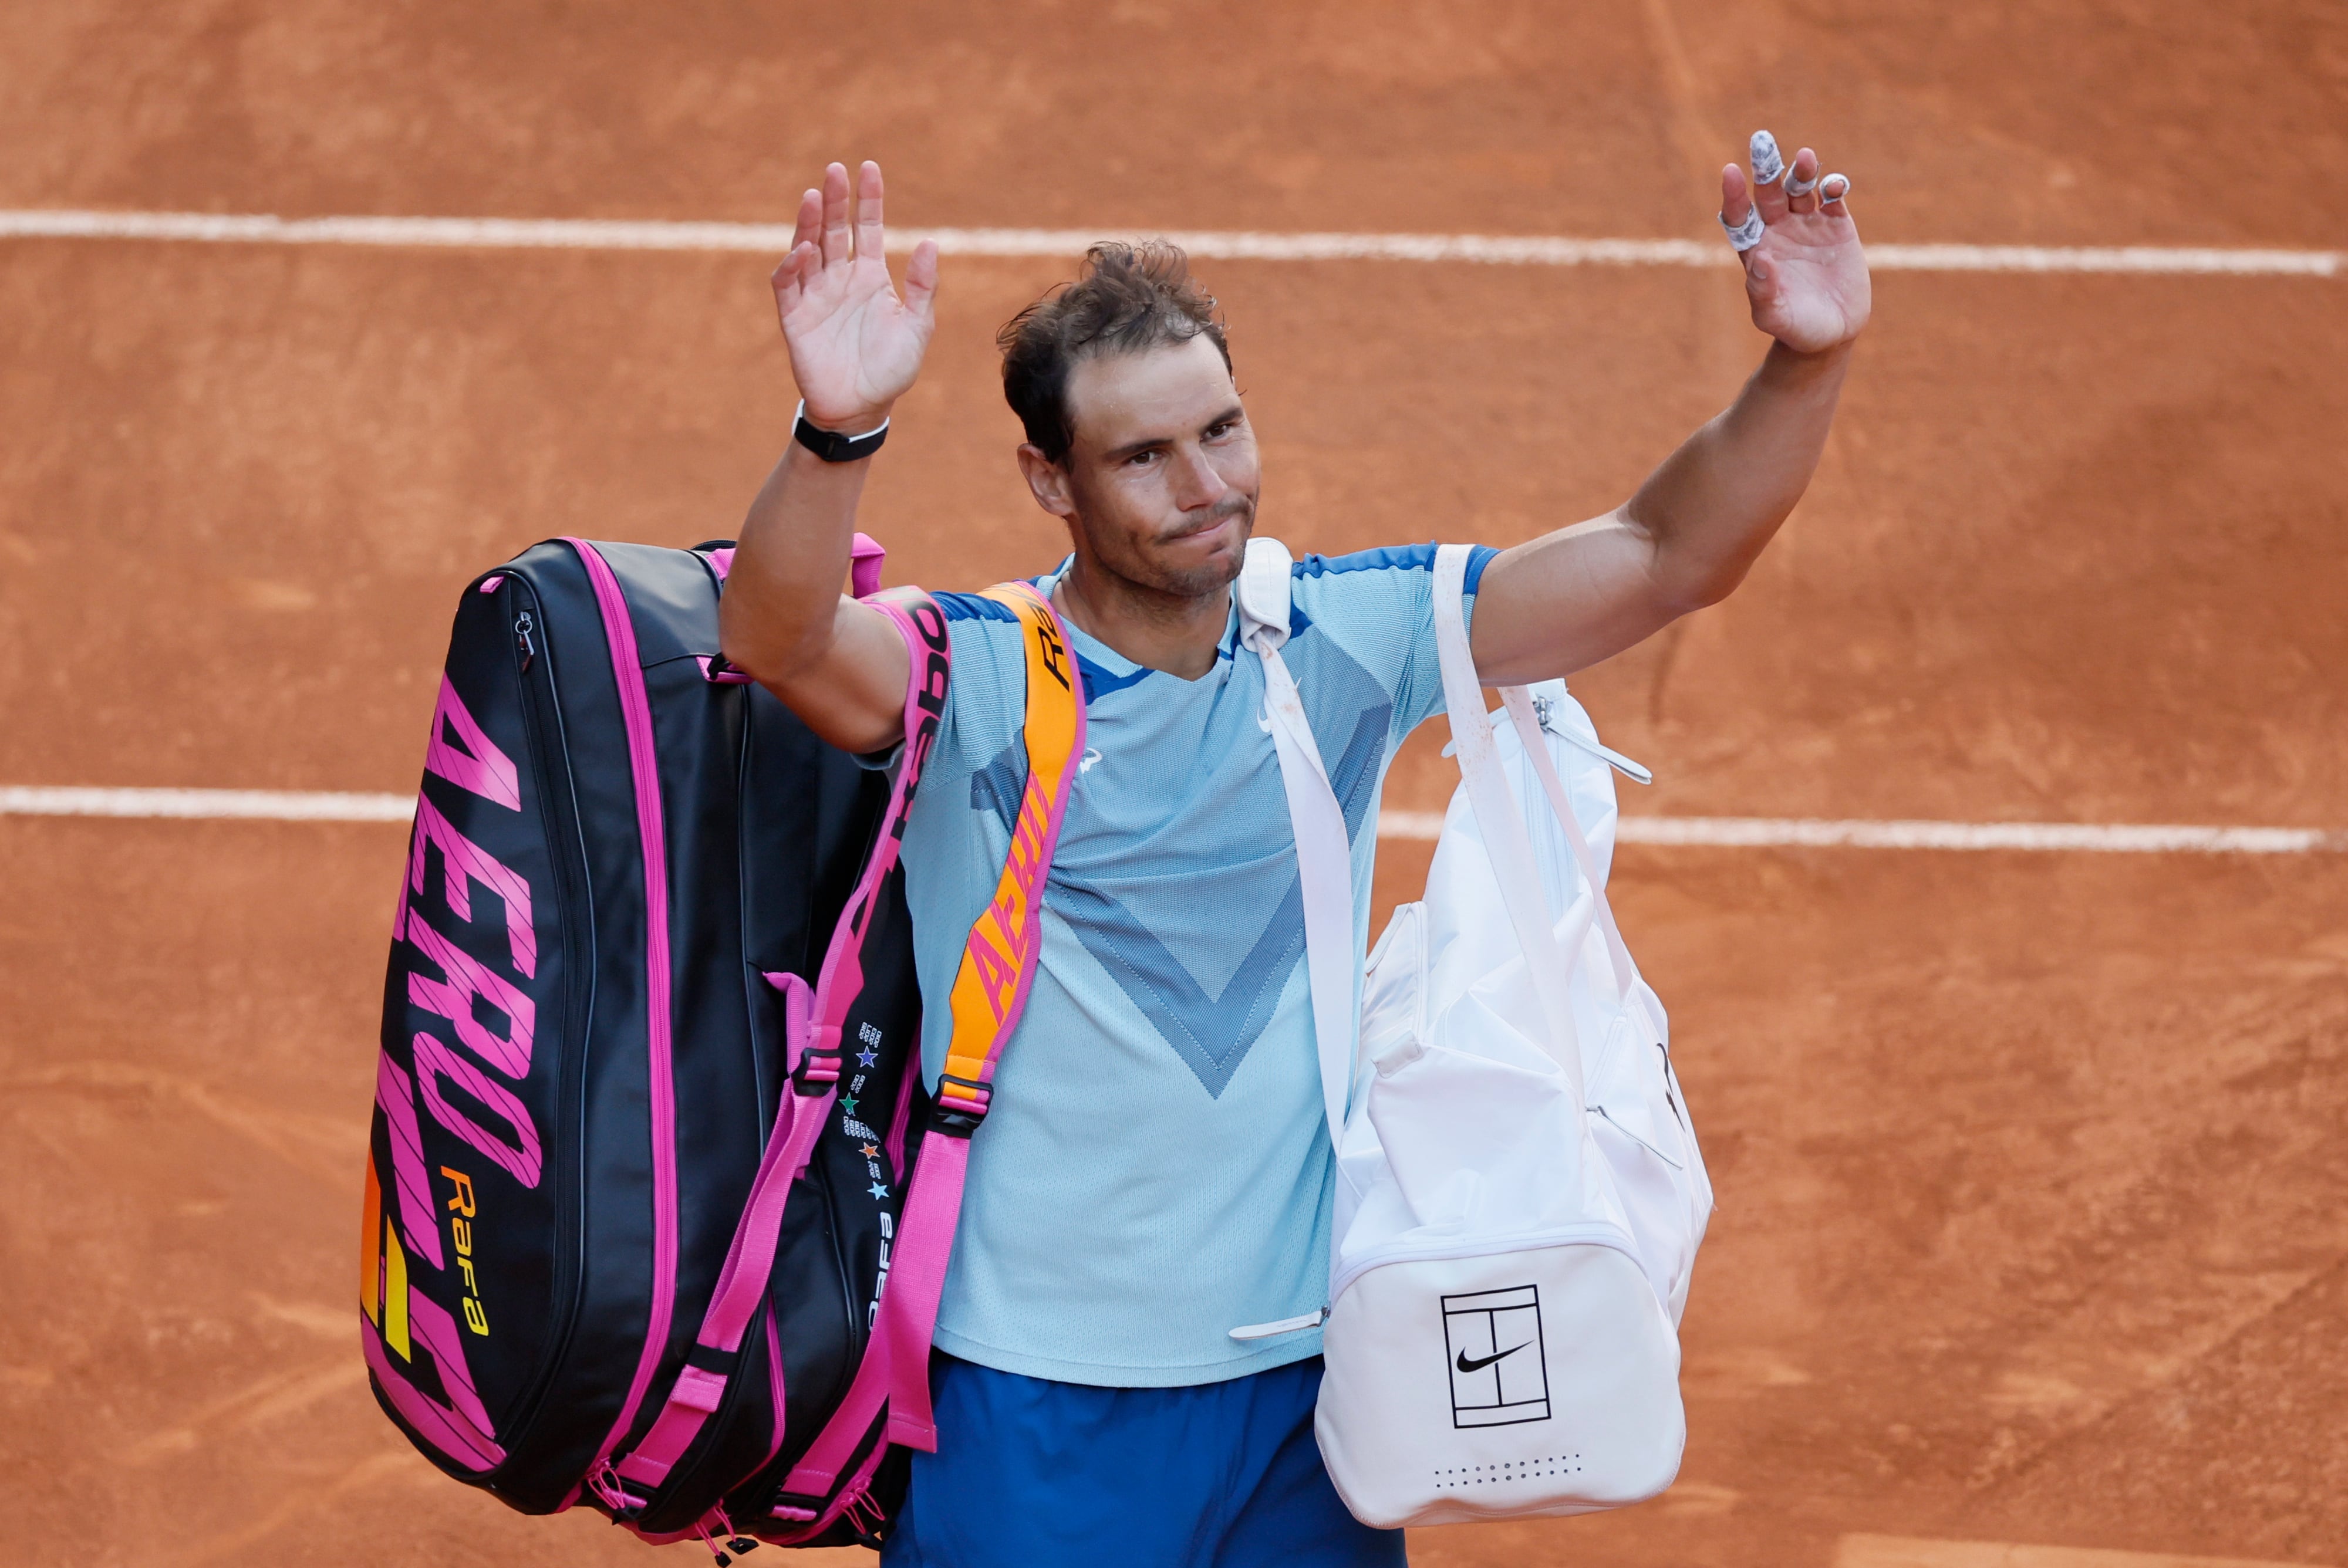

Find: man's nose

[1170,444,1227,511]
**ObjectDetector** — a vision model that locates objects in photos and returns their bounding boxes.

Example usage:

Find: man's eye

[1205,421,1235,440]
[1126,450,1159,467]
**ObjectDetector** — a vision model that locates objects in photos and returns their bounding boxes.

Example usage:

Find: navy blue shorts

[879,1353,1407,1567]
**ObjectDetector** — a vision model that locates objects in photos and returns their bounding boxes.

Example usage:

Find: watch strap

[792,401,890,464]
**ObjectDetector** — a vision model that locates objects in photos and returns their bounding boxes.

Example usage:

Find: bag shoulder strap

[1237,537,1359,1158]
[1428,545,1587,1104]
[775,577,1085,1509]
[1235,533,1295,649]
[605,587,952,1501]
[933,579,1085,1123]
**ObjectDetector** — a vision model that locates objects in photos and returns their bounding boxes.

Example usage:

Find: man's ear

[1016,444,1077,521]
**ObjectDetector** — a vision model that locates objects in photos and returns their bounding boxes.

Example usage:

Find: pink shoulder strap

[767,580,1085,1533]
[604,589,950,1500]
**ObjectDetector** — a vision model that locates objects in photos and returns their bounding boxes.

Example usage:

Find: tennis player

[721,141,1868,1566]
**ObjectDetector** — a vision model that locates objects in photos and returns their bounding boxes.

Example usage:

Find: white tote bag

[1236,539,1710,1528]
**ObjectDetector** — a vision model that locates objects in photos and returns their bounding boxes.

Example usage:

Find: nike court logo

[1456,1342,1531,1374]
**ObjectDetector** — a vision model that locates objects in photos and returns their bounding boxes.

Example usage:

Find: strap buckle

[932,1073,991,1137]
[793,1022,844,1096]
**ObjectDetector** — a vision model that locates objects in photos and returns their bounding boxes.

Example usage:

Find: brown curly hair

[996,241,1232,464]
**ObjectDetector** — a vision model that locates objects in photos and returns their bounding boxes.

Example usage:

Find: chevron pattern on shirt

[1044,690,1391,1097]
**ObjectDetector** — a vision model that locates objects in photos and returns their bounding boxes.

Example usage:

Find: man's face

[1043,333,1260,599]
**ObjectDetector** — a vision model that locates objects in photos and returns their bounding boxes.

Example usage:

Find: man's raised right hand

[771,160,940,432]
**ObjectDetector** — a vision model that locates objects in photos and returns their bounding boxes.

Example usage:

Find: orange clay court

[2,2,2346,1564]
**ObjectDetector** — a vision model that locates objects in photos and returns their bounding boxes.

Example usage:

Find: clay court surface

[5,2,2347,1564]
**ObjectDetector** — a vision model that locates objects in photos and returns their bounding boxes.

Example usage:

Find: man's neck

[1052,552,1230,682]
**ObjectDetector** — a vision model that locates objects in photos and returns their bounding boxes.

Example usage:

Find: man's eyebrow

[1100,404,1247,464]
[1101,432,1166,464]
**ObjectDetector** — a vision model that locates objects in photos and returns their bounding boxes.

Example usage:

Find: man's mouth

[1167,507,1249,545]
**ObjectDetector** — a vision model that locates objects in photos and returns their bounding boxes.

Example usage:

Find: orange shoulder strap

[932,580,1085,1131]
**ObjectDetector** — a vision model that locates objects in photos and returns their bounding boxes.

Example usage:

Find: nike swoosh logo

[1456,1342,1531,1374]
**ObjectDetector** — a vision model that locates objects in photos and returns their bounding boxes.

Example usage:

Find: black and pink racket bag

[362,533,949,1552]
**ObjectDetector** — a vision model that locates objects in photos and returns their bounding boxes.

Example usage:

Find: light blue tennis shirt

[897,542,1494,1387]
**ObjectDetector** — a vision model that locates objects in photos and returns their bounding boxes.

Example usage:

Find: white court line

[0,209,2337,278]
[1373,810,2337,852]
[1616,816,2339,853]
[0,786,414,822]
[2,787,2337,852]
[1836,1532,2331,1568]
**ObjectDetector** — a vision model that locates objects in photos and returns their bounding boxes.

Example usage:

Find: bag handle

[1429,545,1587,1106]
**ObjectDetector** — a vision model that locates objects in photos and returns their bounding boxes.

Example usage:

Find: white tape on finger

[1784,170,1818,198]
[1720,207,1766,251]
[1821,173,1850,202]
[1749,130,1784,186]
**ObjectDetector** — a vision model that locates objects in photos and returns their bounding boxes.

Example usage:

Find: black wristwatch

[792,401,890,464]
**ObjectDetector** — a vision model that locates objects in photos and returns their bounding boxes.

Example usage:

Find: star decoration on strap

[867,1182,890,1201]
[855,1047,879,1067]
[839,1096,859,1117]
[859,1143,880,1158]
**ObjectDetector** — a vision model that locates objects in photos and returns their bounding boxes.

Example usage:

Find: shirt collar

[1038,556,1242,694]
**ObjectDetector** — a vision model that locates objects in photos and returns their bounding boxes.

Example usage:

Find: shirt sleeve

[849,592,1025,775]
[922,593,1031,811]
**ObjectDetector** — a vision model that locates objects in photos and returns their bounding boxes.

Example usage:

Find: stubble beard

[1084,494,1257,604]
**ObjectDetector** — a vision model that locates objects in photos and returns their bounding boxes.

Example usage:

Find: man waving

[720,140,1868,1566]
